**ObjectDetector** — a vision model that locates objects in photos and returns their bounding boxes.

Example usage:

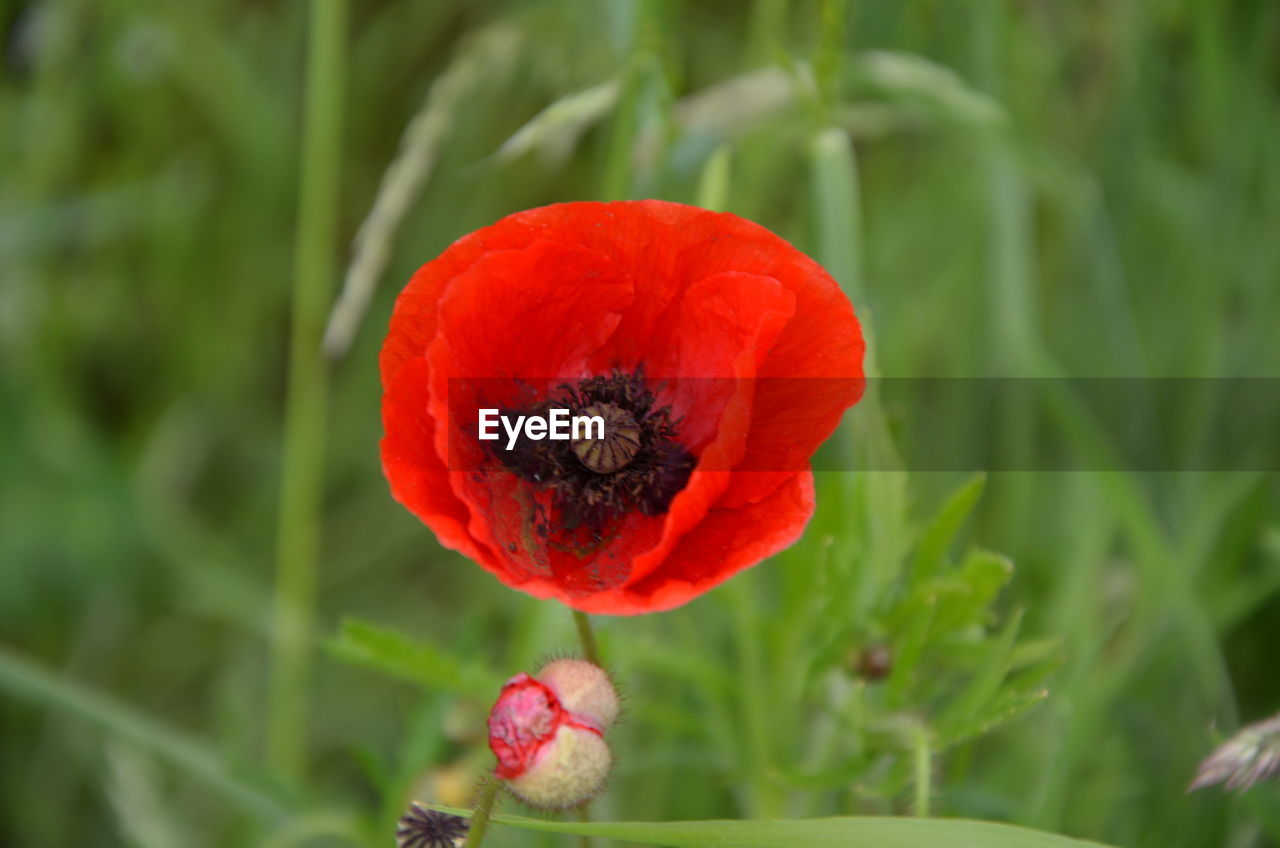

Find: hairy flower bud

[535,658,620,731]
[486,660,618,809]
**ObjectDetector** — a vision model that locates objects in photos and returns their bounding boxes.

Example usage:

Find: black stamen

[492,367,695,548]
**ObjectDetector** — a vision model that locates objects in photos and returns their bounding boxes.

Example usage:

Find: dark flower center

[494,368,695,543]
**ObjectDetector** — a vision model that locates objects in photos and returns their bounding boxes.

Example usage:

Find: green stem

[267,0,346,780]
[573,610,603,667]
[571,610,600,848]
[911,722,932,818]
[467,777,502,848]
[728,579,784,818]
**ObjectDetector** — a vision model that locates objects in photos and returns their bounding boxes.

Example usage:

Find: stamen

[490,367,695,546]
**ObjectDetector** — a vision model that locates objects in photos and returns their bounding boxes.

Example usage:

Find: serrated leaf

[914,473,986,582]
[429,806,1116,848]
[934,609,1023,743]
[886,593,936,706]
[931,549,1014,634]
[326,617,501,700]
[941,686,1051,748]
[1007,638,1065,673]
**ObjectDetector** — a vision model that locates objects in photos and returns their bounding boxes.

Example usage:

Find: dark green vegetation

[2,1,1279,846]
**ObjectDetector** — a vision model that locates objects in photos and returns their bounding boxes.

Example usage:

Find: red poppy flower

[380,200,864,614]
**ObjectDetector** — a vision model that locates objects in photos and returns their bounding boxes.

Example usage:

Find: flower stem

[466,776,501,848]
[571,610,600,848]
[572,610,602,667]
[267,0,346,780]
[912,722,932,817]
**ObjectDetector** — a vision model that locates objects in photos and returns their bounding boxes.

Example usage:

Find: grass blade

[0,644,290,821]
[427,805,1118,848]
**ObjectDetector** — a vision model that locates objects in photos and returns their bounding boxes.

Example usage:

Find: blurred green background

[3,1,1279,846]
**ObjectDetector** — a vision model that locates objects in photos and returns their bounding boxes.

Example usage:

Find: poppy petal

[570,470,816,614]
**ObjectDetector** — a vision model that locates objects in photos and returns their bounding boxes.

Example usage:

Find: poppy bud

[535,658,620,731]
[486,661,618,809]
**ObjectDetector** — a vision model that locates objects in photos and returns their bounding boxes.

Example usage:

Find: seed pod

[572,402,642,473]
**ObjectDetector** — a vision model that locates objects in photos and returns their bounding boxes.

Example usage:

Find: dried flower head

[1190,712,1280,793]
[396,802,469,848]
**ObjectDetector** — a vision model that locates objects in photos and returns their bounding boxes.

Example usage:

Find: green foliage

[723,471,1061,814]
[328,617,503,700]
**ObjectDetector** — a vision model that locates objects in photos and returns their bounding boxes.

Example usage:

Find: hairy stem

[573,610,602,667]
[571,611,600,848]
[466,777,501,848]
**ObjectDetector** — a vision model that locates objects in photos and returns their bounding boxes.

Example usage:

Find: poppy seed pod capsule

[487,663,618,809]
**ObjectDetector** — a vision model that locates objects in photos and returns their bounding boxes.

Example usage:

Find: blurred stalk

[808,126,866,477]
[911,721,932,817]
[21,0,86,199]
[815,0,849,112]
[323,26,520,360]
[600,57,654,201]
[600,1,670,201]
[695,146,732,212]
[727,578,784,818]
[747,0,789,66]
[807,128,864,304]
[268,0,346,780]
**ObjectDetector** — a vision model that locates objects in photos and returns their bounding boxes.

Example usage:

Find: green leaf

[931,550,1014,634]
[430,806,1116,848]
[940,686,1051,748]
[0,644,290,821]
[851,50,1011,131]
[886,593,936,706]
[914,473,986,582]
[935,609,1024,744]
[494,79,621,164]
[326,617,501,700]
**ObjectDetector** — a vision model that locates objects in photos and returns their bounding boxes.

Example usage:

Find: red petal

[622,270,795,589]
[423,238,654,598]
[568,471,816,614]
[380,356,496,567]
[381,201,863,614]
